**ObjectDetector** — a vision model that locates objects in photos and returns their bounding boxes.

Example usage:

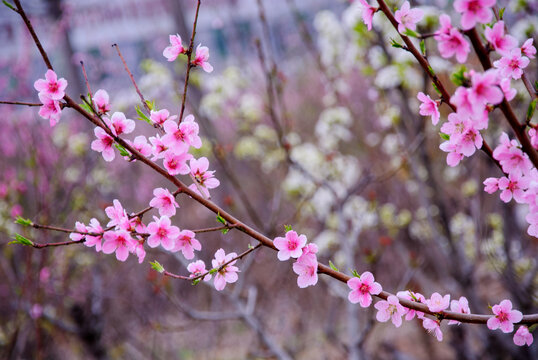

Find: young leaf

[498,7,505,20]
[439,132,450,141]
[9,234,34,246]
[80,100,93,114]
[2,1,16,11]
[419,40,426,56]
[329,260,339,272]
[432,82,442,96]
[284,224,292,232]
[135,105,152,125]
[450,65,467,86]
[114,143,130,157]
[191,278,202,285]
[390,38,404,49]
[15,216,32,227]
[145,100,155,111]
[221,228,230,235]
[216,213,226,225]
[150,260,164,273]
[527,99,537,122]
[404,29,420,38]
[209,268,218,275]
[351,269,361,278]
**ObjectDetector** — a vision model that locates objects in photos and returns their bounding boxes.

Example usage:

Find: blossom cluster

[274,230,319,288]
[34,69,67,126]
[163,34,213,73]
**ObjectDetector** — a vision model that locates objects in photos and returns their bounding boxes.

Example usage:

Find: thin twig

[80,61,92,97]
[0,100,41,107]
[112,43,150,113]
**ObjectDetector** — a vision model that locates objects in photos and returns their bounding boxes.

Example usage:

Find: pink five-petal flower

[212,248,239,291]
[417,92,440,125]
[102,230,136,262]
[37,93,62,127]
[163,34,186,61]
[513,326,533,346]
[149,187,179,217]
[146,215,180,251]
[437,27,470,63]
[91,127,115,161]
[454,0,495,30]
[69,221,87,241]
[498,173,529,203]
[149,134,169,160]
[163,150,192,176]
[34,69,67,100]
[172,230,201,259]
[150,109,177,126]
[187,260,212,281]
[396,290,426,320]
[126,135,152,159]
[347,271,382,307]
[493,48,530,80]
[394,1,423,34]
[423,318,443,341]
[493,133,533,175]
[188,157,220,198]
[192,44,213,73]
[292,250,318,288]
[162,115,202,153]
[93,89,111,114]
[440,140,464,167]
[374,295,406,327]
[358,0,376,31]
[273,230,308,261]
[105,199,128,227]
[85,218,103,251]
[469,69,503,106]
[483,177,499,194]
[487,299,523,333]
[484,21,517,55]
[448,296,471,325]
[105,112,135,136]
[426,292,450,313]
[521,38,536,59]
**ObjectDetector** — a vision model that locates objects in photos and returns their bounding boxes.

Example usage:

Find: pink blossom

[484,21,517,55]
[440,112,483,157]
[396,290,426,320]
[437,28,470,63]
[133,241,146,264]
[172,230,201,259]
[105,112,135,136]
[417,92,440,125]
[493,133,533,176]
[436,14,453,38]
[69,221,87,241]
[483,177,499,194]
[423,318,443,341]
[521,38,536,59]
[85,218,103,251]
[149,134,169,160]
[126,135,152,159]
[374,295,406,327]
[292,250,318,288]
[102,230,136,262]
[347,271,382,307]
[274,230,307,261]
[146,215,180,251]
[493,48,530,80]
[149,187,179,217]
[357,0,376,31]
[91,127,115,162]
[448,296,470,325]
[34,69,67,100]
[125,215,146,234]
[192,44,213,73]
[469,70,503,106]
[105,199,128,227]
[163,150,192,176]
[454,0,494,30]
[301,243,318,256]
[187,260,212,281]
[513,326,533,346]
[394,1,423,34]
[500,78,517,101]
[529,128,538,150]
[162,115,202,153]
[188,157,220,198]
[498,173,529,203]
[150,109,177,126]
[450,87,475,116]
[440,141,464,167]
[163,34,186,61]
[487,299,523,333]
[93,89,111,114]
[38,93,62,127]
[212,248,240,291]
[426,292,450,313]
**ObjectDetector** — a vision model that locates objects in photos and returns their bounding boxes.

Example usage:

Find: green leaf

[209,268,218,275]
[80,100,93,113]
[248,243,254,249]
[529,323,538,332]
[404,29,420,38]
[351,269,360,278]
[450,65,467,86]
[2,1,16,11]
[427,65,435,76]
[145,100,156,111]
[15,216,32,227]
[527,99,537,122]
[328,260,339,272]
[284,224,292,232]
[114,143,130,157]
[498,7,505,20]
[439,132,450,141]
[135,105,152,125]
[221,228,230,235]
[9,234,34,246]
[419,40,426,56]
[216,213,226,225]
[390,38,404,49]
[191,278,202,285]
[150,260,164,273]
[432,82,442,96]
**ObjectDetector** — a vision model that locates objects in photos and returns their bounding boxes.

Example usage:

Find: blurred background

[0,0,537,359]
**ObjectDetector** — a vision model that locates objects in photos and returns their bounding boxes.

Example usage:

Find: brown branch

[178,0,202,123]
[32,239,84,249]
[112,43,150,113]
[0,100,41,107]
[193,225,237,233]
